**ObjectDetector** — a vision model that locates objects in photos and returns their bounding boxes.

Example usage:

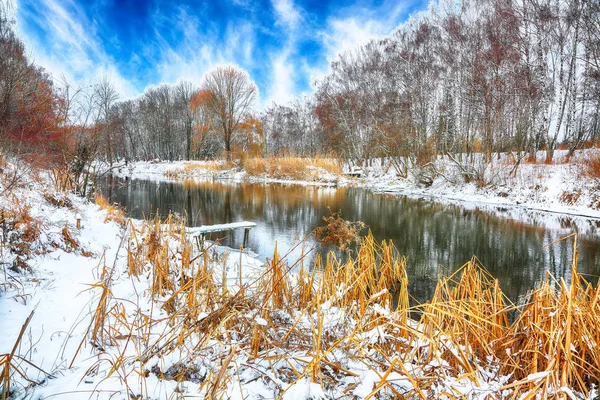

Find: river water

[99,175,600,303]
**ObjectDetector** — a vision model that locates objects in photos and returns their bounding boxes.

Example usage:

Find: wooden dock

[187,221,256,248]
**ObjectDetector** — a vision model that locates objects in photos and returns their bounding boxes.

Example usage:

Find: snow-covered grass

[112,149,600,219]
[112,156,343,186]
[3,158,600,399]
[364,150,600,220]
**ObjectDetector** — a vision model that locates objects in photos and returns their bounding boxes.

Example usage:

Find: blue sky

[15,0,427,106]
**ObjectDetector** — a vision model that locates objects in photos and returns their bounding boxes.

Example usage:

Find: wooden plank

[243,228,250,248]
[186,221,256,237]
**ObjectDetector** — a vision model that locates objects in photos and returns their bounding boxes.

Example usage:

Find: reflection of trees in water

[180,181,348,235]
[337,192,596,302]
[100,177,600,303]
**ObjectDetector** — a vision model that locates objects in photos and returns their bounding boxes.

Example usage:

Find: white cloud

[261,0,305,106]
[271,0,301,29]
[264,49,296,107]
[307,1,420,89]
[322,18,385,58]
[18,0,260,100]
[299,17,386,90]
[14,0,425,107]
[16,0,137,98]
[147,7,258,90]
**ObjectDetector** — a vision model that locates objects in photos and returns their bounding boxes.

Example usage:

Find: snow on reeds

[2,161,600,398]
[55,216,600,398]
[162,156,343,183]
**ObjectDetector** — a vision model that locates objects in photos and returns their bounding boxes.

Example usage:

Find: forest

[2,0,599,174]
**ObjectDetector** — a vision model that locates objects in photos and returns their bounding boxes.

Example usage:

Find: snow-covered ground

[110,159,342,187]
[0,166,267,399]
[109,150,600,220]
[3,156,600,399]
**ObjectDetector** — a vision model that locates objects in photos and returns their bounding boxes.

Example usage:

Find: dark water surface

[100,176,600,303]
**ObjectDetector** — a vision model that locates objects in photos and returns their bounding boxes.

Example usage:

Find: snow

[283,378,326,400]
[525,371,552,382]
[109,150,600,220]
[254,317,268,326]
[2,155,599,399]
[187,221,257,235]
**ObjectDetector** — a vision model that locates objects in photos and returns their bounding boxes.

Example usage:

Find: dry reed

[164,157,342,182]
[242,156,342,181]
[60,209,600,398]
[95,193,126,227]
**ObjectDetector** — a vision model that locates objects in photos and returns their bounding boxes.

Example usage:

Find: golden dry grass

[164,161,232,178]
[580,149,600,184]
[95,193,126,227]
[242,156,342,181]
[164,157,342,182]
[498,237,600,395]
[68,209,599,398]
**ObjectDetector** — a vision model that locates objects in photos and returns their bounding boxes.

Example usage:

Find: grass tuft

[580,149,600,185]
[95,193,126,227]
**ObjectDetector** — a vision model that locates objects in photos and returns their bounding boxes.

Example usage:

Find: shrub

[43,191,73,209]
[313,209,366,251]
[0,205,42,259]
[580,150,600,184]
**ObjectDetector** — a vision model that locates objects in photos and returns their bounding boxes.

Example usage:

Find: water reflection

[100,176,600,303]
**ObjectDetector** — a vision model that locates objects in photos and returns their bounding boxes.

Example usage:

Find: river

[99,175,600,303]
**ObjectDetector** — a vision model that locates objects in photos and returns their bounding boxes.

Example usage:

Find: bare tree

[175,80,197,160]
[202,66,257,159]
[94,77,120,166]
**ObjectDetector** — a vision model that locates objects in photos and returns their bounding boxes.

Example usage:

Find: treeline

[110,68,259,162]
[53,66,259,166]
[2,0,600,171]
[115,0,600,165]
[266,0,600,165]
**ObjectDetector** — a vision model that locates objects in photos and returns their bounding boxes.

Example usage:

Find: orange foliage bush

[313,210,366,251]
[580,150,600,184]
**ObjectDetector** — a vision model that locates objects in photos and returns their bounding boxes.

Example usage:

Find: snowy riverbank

[3,160,600,398]
[110,149,600,220]
[0,167,263,399]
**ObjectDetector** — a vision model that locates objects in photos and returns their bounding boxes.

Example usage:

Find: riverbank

[2,159,600,399]
[0,161,265,399]
[111,150,600,220]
